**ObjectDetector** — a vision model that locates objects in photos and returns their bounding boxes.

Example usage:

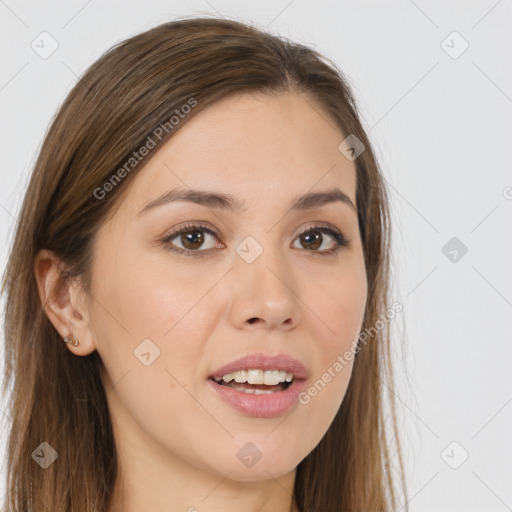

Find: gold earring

[63,335,79,347]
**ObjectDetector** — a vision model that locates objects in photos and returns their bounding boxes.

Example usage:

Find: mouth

[206,354,308,418]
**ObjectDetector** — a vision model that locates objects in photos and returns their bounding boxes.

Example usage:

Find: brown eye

[299,230,323,251]
[293,226,349,255]
[162,224,222,255]
[178,229,205,250]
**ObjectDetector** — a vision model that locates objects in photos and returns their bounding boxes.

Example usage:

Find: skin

[35,91,368,512]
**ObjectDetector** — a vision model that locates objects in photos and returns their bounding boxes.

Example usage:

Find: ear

[34,249,97,356]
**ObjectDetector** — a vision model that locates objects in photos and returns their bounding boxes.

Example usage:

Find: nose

[227,243,302,331]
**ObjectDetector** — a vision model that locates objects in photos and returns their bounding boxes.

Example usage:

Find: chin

[224,464,297,482]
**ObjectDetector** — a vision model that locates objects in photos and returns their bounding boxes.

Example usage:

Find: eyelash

[160,222,350,257]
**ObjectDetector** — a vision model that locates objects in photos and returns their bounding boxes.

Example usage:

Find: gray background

[1,1,511,510]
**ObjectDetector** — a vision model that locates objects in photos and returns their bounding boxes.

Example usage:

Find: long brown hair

[1,15,407,511]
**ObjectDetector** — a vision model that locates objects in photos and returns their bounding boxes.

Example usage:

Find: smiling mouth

[207,367,307,418]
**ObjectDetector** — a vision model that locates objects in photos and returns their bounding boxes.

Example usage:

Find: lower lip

[207,378,307,418]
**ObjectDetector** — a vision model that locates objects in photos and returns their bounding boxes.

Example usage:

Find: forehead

[117,91,357,216]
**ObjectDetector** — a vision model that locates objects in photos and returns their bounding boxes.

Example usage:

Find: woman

[1,16,407,511]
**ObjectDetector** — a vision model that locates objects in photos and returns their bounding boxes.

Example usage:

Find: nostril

[247,318,259,324]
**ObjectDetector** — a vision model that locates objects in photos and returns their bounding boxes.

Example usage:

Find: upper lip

[208,352,309,381]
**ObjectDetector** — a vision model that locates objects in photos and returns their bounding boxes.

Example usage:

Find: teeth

[214,369,294,384]
[247,369,264,385]
[228,384,276,394]
[263,370,280,385]
[233,370,247,383]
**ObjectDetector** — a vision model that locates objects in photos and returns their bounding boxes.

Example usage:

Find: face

[84,91,367,482]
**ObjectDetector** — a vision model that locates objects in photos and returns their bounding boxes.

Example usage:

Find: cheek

[89,250,218,405]
[300,262,366,421]
[92,249,209,344]
[313,262,367,355]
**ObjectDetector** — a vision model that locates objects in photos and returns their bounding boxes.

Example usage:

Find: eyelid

[163,221,216,237]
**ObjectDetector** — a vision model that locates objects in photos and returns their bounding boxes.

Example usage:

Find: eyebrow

[137,186,357,217]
